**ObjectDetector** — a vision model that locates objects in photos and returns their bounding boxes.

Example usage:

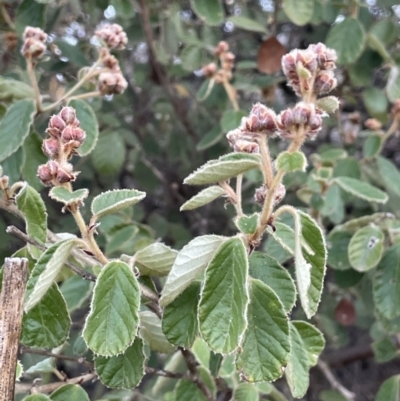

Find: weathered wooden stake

[0,258,29,401]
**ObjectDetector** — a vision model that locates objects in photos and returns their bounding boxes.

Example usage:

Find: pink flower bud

[59,107,77,125]
[47,115,66,138]
[273,183,286,205]
[42,138,60,158]
[248,103,278,134]
[365,118,382,131]
[277,109,294,130]
[103,54,120,71]
[0,176,9,191]
[281,51,297,78]
[233,139,260,153]
[95,23,128,50]
[37,161,59,185]
[98,72,128,95]
[292,103,311,125]
[23,27,47,42]
[255,185,267,204]
[21,38,46,59]
[61,126,86,144]
[214,41,229,56]
[56,164,76,184]
[314,71,337,94]
[201,63,217,78]
[226,128,241,147]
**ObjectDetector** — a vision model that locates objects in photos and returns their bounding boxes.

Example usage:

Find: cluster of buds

[255,183,286,206]
[281,42,337,98]
[95,23,128,50]
[98,49,128,95]
[37,107,84,186]
[364,118,382,132]
[227,103,278,153]
[201,41,235,83]
[21,26,47,59]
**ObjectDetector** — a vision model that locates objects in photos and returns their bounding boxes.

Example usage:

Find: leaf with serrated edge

[91,189,146,220]
[83,260,140,356]
[140,311,175,353]
[235,213,259,235]
[60,275,93,312]
[134,242,178,277]
[0,99,35,163]
[50,384,90,401]
[276,151,307,173]
[249,252,296,313]
[180,185,225,211]
[160,235,226,306]
[49,187,89,206]
[24,239,77,312]
[199,237,249,353]
[162,282,200,348]
[236,278,290,382]
[16,183,47,259]
[95,338,145,389]
[21,284,71,348]
[334,176,388,203]
[184,153,261,186]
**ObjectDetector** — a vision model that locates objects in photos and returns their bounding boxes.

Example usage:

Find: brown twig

[137,0,197,141]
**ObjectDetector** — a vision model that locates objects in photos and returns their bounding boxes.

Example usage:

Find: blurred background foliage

[2,0,400,400]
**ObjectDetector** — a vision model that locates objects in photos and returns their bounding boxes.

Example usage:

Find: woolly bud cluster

[255,183,286,206]
[95,23,128,50]
[38,107,84,186]
[201,41,235,83]
[281,43,337,97]
[21,26,47,59]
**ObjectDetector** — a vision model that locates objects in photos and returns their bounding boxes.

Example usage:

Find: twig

[317,359,356,401]
[138,0,197,141]
[0,258,29,401]
[0,3,15,30]
[145,367,187,379]
[66,91,102,102]
[26,59,42,112]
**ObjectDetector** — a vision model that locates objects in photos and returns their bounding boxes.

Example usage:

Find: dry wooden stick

[0,258,29,401]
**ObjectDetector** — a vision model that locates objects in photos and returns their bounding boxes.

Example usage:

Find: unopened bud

[201,63,217,78]
[42,138,60,158]
[247,103,278,134]
[314,71,337,94]
[47,115,67,138]
[281,51,297,79]
[21,38,46,59]
[59,107,77,125]
[37,161,59,185]
[214,41,229,56]
[103,54,120,71]
[62,126,86,144]
[292,103,312,125]
[273,183,286,205]
[23,27,47,42]
[98,71,128,95]
[95,23,128,50]
[226,128,241,147]
[364,118,382,131]
[233,139,260,153]
[56,163,76,184]
[255,185,267,204]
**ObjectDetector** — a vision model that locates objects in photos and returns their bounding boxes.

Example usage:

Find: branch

[137,0,197,141]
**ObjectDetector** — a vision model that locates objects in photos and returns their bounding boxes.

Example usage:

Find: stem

[0,3,15,30]
[235,174,243,217]
[219,180,243,217]
[258,135,274,187]
[26,59,42,112]
[67,91,102,102]
[222,78,239,111]
[382,119,399,145]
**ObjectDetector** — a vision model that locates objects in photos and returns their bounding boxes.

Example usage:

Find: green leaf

[282,0,314,26]
[134,242,178,276]
[16,360,23,381]
[60,275,93,313]
[320,148,348,163]
[320,184,344,225]
[233,383,259,401]
[21,284,70,348]
[348,225,384,272]
[196,79,216,102]
[377,156,400,198]
[49,187,89,206]
[15,0,46,34]
[326,17,366,64]
[0,77,34,101]
[139,311,175,353]
[235,278,290,382]
[92,131,125,175]
[276,151,307,173]
[22,396,51,401]
[376,375,400,401]
[372,337,398,363]
[162,282,200,348]
[2,145,25,183]
[95,338,145,389]
[160,235,226,306]
[174,379,206,401]
[268,222,295,255]
[334,176,388,203]
[16,183,47,259]
[327,231,352,270]
[196,126,223,150]
[316,96,340,114]
[180,185,225,211]
[249,252,296,313]
[91,189,146,220]
[285,321,324,398]
[190,0,224,26]
[199,237,249,353]
[181,45,203,71]
[373,244,400,320]
[235,213,259,235]
[363,87,388,120]
[50,384,90,401]
[220,110,247,132]
[184,153,261,186]
[227,16,267,33]
[69,99,99,156]
[363,135,383,158]
[386,66,400,103]
[24,239,77,312]
[83,261,140,356]
[0,99,35,163]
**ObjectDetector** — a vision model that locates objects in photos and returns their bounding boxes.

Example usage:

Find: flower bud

[21,38,46,59]
[37,161,59,185]
[95,23,128,50]
[103,54,120,71]
[273,183,286,205]
[201,63,217,78]
[314,71,337,94]
[292,103,311,125]
[23,27,47,42]
[226,128,241,147]
[98,71,128,95]
[233,139,260,153]
[281,51,297,79]
[59,107,77,125]
[214,41,229,56]
[47,115,67,138]
[56,163,76,184]
[247,103,278,134]
[364,118,382,131]
[255,185,267,204]
[0,175,9,191]
[61,126,86,144]
[277,108,293,131]
[42,138,60,158]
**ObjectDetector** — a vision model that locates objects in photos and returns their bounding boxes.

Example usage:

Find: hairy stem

[26,59,42,112]
[222,78,239,111]
[235,174,243,217]
[67,90,102,102]
[258,135,274,187]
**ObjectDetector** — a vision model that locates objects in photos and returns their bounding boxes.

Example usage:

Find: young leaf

[134,242,178,276]
[180,185,225,211]
[376,156,400,198]
[190,0,224,26]
[376,375,400,401]
[24,239,77,312]
[49,187,89,206]
[334,176,388,203]
[162,282,200,348]
[373,244,400,320]
[160,235,226,306]
[276,151,307,173]
[16,183,48,259]
[282,0,314,26]
[69,99,99,156]
[139,311,175,353]
[249,252,296,313]
[227,16,267,33]
[348,225,384,272]
[91,189,146,220]
[235,278,290,382]
[21,284,71,348]
[184,153,261,186]
[198,237,249,353]
[233,383,259,401]
[0,99,35,163]
[235,213,259,235]
[60,275,93,312]
[49,384,90,401]
[83,261,140,356]
[316,96,340,114]
[326,17,366,64]
[95,338,145,389]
